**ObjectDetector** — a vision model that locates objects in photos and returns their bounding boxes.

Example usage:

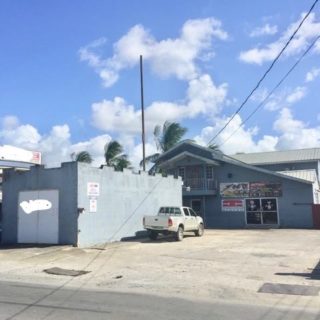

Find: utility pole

[140,55,146,171]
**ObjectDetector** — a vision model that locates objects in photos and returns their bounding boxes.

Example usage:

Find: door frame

[244,197,279,227]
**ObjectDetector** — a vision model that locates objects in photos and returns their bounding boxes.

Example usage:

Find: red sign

[222,199,244,211]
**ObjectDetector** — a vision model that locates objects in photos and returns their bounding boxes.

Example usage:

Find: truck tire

[175,225,184,241]
[195,223,204,237]
[149,230,158,240]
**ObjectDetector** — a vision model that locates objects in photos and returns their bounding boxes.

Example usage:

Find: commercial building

[2,162,181,247]
[156,141,320,229]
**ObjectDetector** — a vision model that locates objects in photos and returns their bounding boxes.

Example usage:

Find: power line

[207,0,319,146]
[218,34,320,148]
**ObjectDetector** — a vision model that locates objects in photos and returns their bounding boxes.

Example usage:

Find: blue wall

[2,163,78,245]
[173,160,314,229]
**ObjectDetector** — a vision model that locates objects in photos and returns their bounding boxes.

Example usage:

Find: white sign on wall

[0,145,41,164]
[89,198,98,213]
[87,182,100,197]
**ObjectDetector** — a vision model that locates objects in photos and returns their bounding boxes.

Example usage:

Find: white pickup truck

[143,206,204,241]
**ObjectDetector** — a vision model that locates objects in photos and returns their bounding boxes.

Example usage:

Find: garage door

[18,190,59,244]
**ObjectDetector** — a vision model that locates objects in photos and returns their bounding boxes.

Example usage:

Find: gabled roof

[157,140,312,185]
[231,148,320,165]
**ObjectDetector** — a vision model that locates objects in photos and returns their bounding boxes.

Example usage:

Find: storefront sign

[0,145,41,164]
[220,182,249,198]
[222,199,244,211]
[87,182,100,197]
[249,182,282,197]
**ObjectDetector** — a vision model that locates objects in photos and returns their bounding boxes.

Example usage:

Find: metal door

[312,204,320,229]
[18,190,59,244]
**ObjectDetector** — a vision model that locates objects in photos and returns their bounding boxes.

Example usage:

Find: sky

[0,0,320,168]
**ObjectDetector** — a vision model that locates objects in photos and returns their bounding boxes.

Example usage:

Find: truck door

[188,208,199,229]
[183,208,192,231]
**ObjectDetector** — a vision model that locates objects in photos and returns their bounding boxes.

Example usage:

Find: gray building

[156,141,320,229]
[2,162,182,247]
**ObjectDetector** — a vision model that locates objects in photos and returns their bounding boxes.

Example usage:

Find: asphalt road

[0,280,319,320]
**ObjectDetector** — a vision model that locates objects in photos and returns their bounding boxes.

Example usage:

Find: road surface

[0,280,319,320]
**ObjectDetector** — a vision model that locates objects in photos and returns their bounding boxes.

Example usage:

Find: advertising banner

[249,182,282,197]
[222,199,244,211]
[220,182,249,198]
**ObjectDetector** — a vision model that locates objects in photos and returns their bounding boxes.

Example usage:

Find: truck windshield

[159,207,181,215]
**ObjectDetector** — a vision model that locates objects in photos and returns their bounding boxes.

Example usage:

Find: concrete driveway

[0,229,320,313]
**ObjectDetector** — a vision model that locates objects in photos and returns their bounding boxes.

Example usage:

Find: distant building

[0,145,41,232]
[156,141,320,229]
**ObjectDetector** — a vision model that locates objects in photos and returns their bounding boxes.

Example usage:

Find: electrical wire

[218,34,320,148]
[207,0,319,146]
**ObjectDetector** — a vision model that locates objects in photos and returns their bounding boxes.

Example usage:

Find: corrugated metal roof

[277,169,317,183]
[231,148,320,165]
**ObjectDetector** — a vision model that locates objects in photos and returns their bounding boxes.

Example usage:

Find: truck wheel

[195,223,204,237]
[149,231,158,240]
[175,226,184,241]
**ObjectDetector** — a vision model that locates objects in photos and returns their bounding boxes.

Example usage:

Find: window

[245,198,278,225]
[189,208,197,217]
[183,208,190,216]
[178,167,185,180]
[206,166,214,179]
[159,207,181,215]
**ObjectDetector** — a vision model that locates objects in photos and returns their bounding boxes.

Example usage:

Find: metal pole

[140,55,146,171]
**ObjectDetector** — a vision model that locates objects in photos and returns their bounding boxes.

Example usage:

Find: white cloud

[0,116,113,168]
[91,97,142,134]
[305,67,320,82]
[250,86,307,111]
[194,107,320,155]
[1,115,20,130]
[91,74,228,135]
[80,18,228,87]
[285,86,306,103]
[273,108,320,149]
[249,23,278,37]
[70,134,112,167]
[0,120,41,150]
[194,114,278,154]
[240,12,320,64]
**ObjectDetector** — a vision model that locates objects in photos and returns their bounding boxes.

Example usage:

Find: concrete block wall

[77,164,182,247]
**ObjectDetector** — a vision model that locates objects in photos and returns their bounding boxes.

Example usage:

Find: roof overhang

[0,159,35,171]
[158,151,220,168]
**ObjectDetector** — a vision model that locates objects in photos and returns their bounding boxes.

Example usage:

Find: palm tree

[72,151,93,164]
[142,121,187,167]
[104,140,131,171]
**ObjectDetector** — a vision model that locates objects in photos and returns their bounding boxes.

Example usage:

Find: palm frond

[162,122,187,152]
[104,140,123,165]
[74,151,93,164]
[113,155,132,171]
[139,153,160,167]
[153,124,163,151]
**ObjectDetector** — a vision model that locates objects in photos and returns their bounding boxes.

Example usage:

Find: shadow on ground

[276,259,320,280]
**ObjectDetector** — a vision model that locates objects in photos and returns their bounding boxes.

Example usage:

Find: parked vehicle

[143,206,204,241]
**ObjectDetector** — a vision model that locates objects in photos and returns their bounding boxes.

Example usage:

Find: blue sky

[0,0,319,167]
